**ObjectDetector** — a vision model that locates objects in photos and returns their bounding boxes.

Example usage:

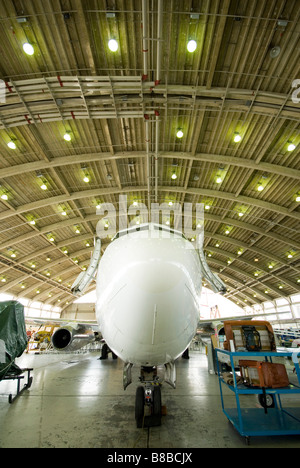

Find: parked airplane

[49,222,294,426]
[51,222,226,427]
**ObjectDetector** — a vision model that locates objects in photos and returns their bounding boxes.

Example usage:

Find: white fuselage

[95,224,202,366]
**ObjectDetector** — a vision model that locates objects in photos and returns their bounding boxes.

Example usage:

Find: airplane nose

[129,261,183,293]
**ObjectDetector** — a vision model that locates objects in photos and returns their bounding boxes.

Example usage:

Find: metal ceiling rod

[154,0,163,203]
[142,0,149,80]
[142,0,151,213]
[145,119,151,215]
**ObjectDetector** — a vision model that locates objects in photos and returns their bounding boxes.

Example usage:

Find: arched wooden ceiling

[0,0,299,312]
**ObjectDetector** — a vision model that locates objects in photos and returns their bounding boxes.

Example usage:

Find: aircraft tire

[153,386,161,416]
[135,386,145,428]
[100,343,108,360]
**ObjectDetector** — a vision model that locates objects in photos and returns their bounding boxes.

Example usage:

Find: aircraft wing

[25,316,98,329]
[197,310,292,328]
[25,316,101,353]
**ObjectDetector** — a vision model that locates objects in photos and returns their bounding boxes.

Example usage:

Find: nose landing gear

[135,366,162,428]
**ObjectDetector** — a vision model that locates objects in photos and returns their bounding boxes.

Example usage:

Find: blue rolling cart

[215,348,300,444]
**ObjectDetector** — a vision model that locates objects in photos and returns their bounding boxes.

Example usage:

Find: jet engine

[51,324,98,352]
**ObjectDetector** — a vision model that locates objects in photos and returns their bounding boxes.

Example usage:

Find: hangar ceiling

[0,0,299,311]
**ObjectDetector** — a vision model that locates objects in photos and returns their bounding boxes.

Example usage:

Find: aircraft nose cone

[130,261,183,293]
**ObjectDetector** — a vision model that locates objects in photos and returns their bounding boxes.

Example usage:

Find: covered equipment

[0,301,28,380]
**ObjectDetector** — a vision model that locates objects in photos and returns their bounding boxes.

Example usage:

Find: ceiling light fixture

[63,132,71,141]
[23,42,34,55]
[187,40,197,52]
[296,195,300,202]
[176,129,183,138]
[216,176,222,184]
[233,133,242,142]
[287,142,296,151]
[270,45,280,59]
[171,172,177,180]
[257,184,264,192]
[108,39,118,52]
[7,141,16,149]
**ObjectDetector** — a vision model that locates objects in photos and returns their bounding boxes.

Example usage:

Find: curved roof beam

[1,225,298,302]
[1,78,299,129]
[209,257,286,297]
[0,205,298,252]
[0,185,299,225]
[0,151,298,181]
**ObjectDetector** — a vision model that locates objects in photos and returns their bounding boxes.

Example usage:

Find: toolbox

[239,360,289,388]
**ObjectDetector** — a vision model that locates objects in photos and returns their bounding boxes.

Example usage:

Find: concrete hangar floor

[0,350,299,449]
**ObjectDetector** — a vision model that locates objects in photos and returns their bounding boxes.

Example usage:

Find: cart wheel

[245,436,250,445]
[258,393,275,408]
[8,394,12,404]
